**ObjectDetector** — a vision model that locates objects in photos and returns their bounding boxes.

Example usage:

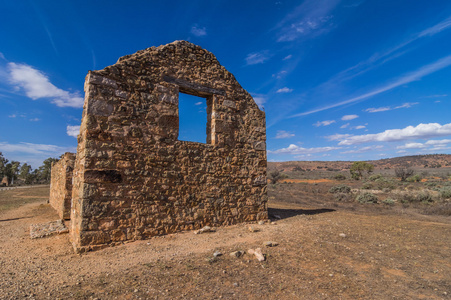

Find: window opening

[178,92,207,143]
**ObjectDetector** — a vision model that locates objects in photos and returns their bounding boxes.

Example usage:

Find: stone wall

[70,41,267,252]
[49,152,76,220]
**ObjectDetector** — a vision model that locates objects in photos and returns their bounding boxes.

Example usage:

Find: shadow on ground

[268,207,335,220]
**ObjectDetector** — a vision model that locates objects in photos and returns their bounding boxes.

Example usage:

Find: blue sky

[1,0,451,168]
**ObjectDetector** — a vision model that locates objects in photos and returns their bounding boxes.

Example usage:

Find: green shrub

[400,192,434,203]
[368,174,382,181]
[362,182,373,190]
[356,192,378,204]
[334,193,351,202]
[440,187,451,199]
[333,174,347,181]
[329,185,351,194]
[406,174,421,182]
[383,198,395,205]
[374,177,396,190]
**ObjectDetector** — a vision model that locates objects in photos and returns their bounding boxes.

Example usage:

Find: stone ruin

[50,41,267,253]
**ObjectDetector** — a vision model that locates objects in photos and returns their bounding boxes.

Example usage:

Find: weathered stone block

[49,152,75,220]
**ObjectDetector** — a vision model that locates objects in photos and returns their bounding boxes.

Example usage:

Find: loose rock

[229,251,245,258]
[263,241,279,247]
[248,248,265,261]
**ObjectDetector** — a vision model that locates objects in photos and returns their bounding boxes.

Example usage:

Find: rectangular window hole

[178,92,208,143]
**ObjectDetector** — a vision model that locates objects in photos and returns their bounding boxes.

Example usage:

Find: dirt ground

[0,186,450,299]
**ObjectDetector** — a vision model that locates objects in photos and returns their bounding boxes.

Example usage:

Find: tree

[19,163,33,184]
[350,161,374,180]
[38,157,59,183]
[5,161,21,185]
[395,167,414,181]
[0,152,8,179]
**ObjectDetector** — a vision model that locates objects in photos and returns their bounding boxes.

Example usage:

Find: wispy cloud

[275,130,295,139]
[365,102,419,113]
[190,25,207,37]
[291,54,451,117]
[313,16,451,96]
[67,125,80,138]
[341,114,358,121]
[270,144,341,155]
[245,51,271,65]
[276,87,293,93]
[341,145,383,154]
[0,142,73,155]
[314,120,336,127]
[275,0,340,42]
[283,55,292,60]
[418,16,451,37]
[194,101,203,106]
[337,122,451,145]
[340,123,350,129]
[7,63,84,108]
[397,139,451,149]
[252,93,266,109]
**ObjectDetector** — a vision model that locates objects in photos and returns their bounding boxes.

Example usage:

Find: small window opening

[178,92,208,143]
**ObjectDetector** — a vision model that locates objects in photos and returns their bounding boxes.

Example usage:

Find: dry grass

[0,186,49,212]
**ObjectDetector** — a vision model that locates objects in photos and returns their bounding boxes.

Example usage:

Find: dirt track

[0,187,450,299]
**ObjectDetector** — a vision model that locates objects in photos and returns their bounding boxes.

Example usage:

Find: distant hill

[268,154,451,171]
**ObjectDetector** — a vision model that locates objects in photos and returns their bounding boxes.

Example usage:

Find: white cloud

[283,55,292,60]
[353,125,366,130]
[365,106,391,113]
[270,144,340,155]
[397,142,426,149]
[276,87,293,93]
[194,101,203,106]
[418,16,451,37]
[314,120,335,127]
[7,63,84,108]
[272,70,287,79]
[326,133,352,141]
[341,145,383,154]
[425,139,451,145]
[275,130,295,139]
[275,0,339,42]
[366,102,419,113]
[291,54,451,117]
[0,142,72,155]
[341,114,358,121]
[0,52,5,60]
[67,125,80,138]
[190,25,207,37]
[338,122,451,145]
[245,51,270,65]
[9,114,16,118]
[252,95,266,109]
[29,118,40,122]
[340,123,350,129]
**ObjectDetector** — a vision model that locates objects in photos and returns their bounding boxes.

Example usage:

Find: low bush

[440,187,451,199]
[334,193,352,202]
[382,198,395,205]
[361,182,373,190]
[329,184,351,193]
[368,174,382,181]
[400,192,434,203]
[333,174,347,181]
[406,174,421,182]
[356,192,378,204]
[374,177,396,190]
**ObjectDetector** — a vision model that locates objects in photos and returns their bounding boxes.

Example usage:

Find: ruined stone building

[50,41,267,253]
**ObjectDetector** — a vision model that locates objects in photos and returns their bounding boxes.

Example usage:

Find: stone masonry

[49,152,75,220]
[61,40,267,252]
